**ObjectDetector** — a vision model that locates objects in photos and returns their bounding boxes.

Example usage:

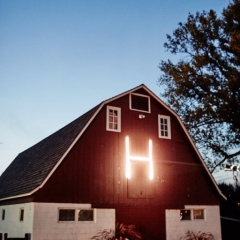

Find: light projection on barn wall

[125,136,154,180]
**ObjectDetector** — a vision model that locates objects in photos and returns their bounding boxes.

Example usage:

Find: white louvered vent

[130,93,150,113]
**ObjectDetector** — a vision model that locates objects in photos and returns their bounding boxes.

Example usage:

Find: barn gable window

[106,106,121,132]
[130,93,150,113]
[78,209,95,221]
[158,115,171,139]
[59,209,75,221]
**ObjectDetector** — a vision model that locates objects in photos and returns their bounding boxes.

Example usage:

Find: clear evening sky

[0,0,234,183]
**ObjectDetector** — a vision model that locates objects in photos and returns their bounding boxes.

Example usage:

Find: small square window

[20,208,24,221]
[180,209,191,220]
[158,115,171,139]
[59,209,75,221]
[78,209,94,221]
[193,209,204,219]
[106,106,121,132]
[2,209,5,220]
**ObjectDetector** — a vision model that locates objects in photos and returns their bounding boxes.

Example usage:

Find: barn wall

[0,203,33,238]
[31,89,221,239]
[32,203,115,240]
[116,206,166,240]
[166,205,222,240]
[0,203,115,240]
[33,91,220,206]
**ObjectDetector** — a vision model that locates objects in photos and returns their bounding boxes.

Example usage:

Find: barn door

[127,161,153,198]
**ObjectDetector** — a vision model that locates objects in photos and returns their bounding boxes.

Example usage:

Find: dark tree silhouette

[159,0,240,172]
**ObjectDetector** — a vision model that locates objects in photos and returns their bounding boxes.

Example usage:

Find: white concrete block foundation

[166,205,222,240]
[0,203,115,240]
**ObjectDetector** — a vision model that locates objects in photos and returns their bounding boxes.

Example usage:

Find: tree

[158,0,240,173]
[218,182,240,219]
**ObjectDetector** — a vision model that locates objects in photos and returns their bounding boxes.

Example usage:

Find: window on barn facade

[193,209,205,219]
[130,93,150,113]
[78,209,94,221]
[58,209,75,221]
[106,106,121,132]
[158,115,171,139]
[180,209,191,220]
[19,208,24,221]
[180,209,205,221]
[2,209,5,220]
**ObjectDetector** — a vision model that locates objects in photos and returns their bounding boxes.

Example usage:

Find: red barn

[0,85,225,240]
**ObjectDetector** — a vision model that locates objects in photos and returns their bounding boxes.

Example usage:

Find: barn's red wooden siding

[33,89,220,206]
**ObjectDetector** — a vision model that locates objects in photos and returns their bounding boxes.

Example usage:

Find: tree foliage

[218,182,240,219]
[158,0,240,172]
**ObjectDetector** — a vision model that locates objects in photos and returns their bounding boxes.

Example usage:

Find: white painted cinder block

[0,203,34,238]
[0,202,115,240]
[166,205,222,240]
[32,203,115,240]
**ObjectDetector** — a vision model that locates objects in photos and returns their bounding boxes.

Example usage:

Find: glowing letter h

[125,136,154,180]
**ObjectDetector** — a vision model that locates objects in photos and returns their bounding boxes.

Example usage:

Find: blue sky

[0,0,232,183]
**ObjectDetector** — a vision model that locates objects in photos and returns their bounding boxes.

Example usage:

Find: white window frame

[129,93,151,113]
[193,209,205,220]
[158,115,171,139]
[58,208,96,223]
[180,209,205,221]
[78,209,96,222]
[106,106,121,132]
[58,208,75,222]
[180,209,191,220]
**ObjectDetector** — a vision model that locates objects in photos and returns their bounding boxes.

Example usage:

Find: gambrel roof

[0,84,226,201]
[0,104,101,200]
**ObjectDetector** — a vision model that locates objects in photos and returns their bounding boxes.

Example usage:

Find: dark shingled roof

[0,104,101,199]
